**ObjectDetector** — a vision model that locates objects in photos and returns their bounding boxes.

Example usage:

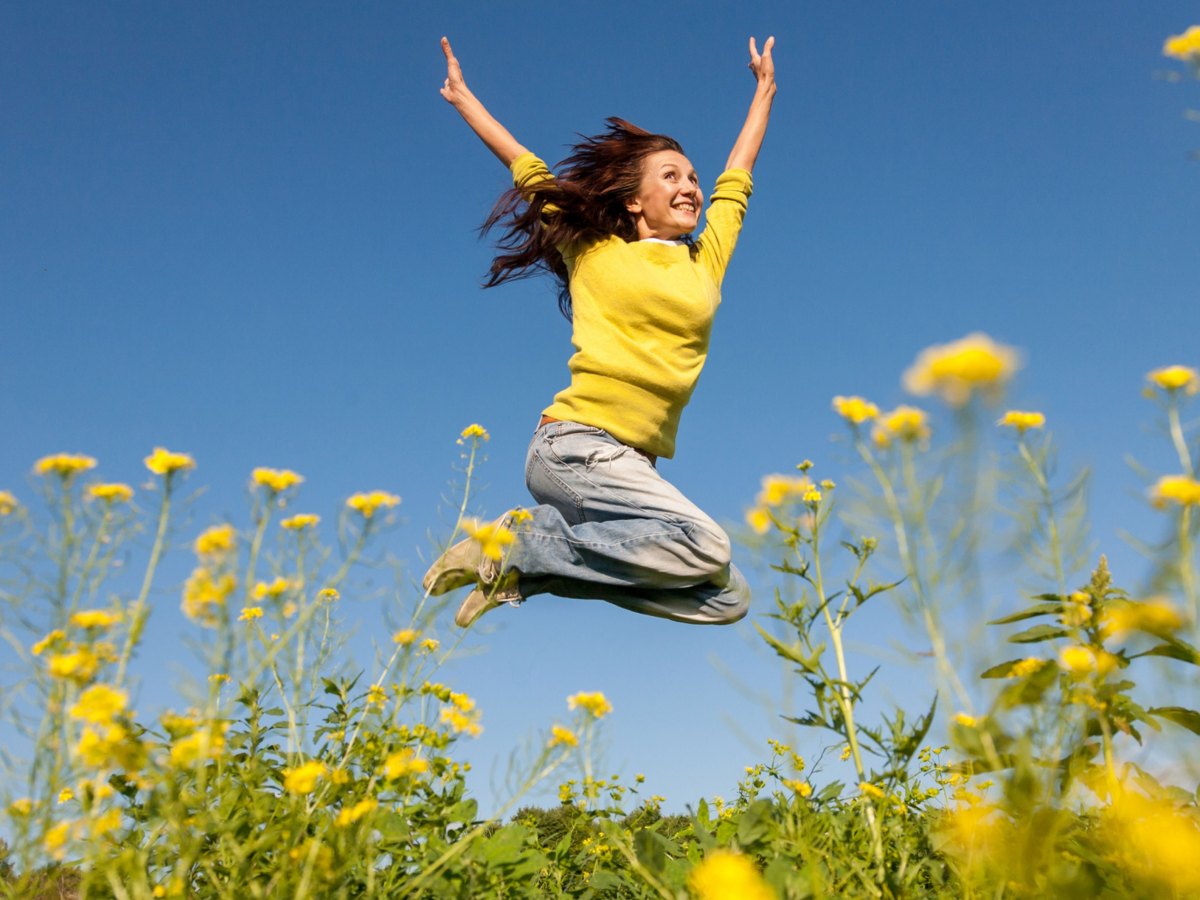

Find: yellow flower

[281,513,320,530]
[91,807,122,837]
[70,609,121,630]
[953,713,982,728]
[745,505,772,535]
[366,685,387,707]
[168,728,229,768]
[384,749,430,780]
[34,453,98,478]
[903,333,1018,406]
[449,691,476,713]
[1164,26,1200,62]
[832,395,880,425]
[756,474,814,508]
[1147,364,1199,395]
[802,487,822,504]
[509,507,534,525]
[143,447,195,476]
[335,798,378,827]
[1059,645,1117,676]
[549,724,579,748]
[47,648,101,683]
[44,821,70,858]
[462,517,516,560]
[998,410,1046,433]
[783,779,813,798]
[208,673,231,685]
[872,405,931,448]
[567,691,613,719]
[283,760,326,795]
[688,849,777,900]
[194,524,236,556]
[393,628,419,646]
[1150,474,1200,508]
[8,798,32,816]
[1009,657,1046,678]
[346,490,401,518]
[252,576,294,601]
[318,588,340,602]
[57,788,74,804]
[0,490,18,516]
[32,629,67,657]
[69,684,128,725]
[1103,790,1200,893]
[1103,599,1184,640]
[238,606,264,622]
[75,722,145,770]
[182,568,236,626]
[440,706,483,737]
[281,601,298,619]
[87,483,133,503]
[420,638,440,653]
[251,467,304,493]
[840,746,852,761]
[860,782,886,799]
[459,423,490,442]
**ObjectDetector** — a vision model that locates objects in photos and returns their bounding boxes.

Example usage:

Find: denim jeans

[503,420,750,624]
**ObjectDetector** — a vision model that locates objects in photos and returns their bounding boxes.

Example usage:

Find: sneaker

[422,536,483,596]
[454,571,522,628]
[454,588,501,627]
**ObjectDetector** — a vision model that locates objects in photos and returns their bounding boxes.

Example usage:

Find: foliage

[4,336,1200,899]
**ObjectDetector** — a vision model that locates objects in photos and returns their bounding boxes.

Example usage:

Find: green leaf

[1134,639,1200,666]
[980,659,1036,679]
[634,830,667,875]
[735,799,773,846]
[755,623,824,673]
[1149,706,1200,736]
[988,603,1064,625]
[849,579,902,608]
[1007,624,1069,644]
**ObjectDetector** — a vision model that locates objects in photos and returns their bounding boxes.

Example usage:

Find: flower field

[3,327,1200,899]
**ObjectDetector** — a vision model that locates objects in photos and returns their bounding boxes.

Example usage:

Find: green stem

[1180,506,1196,624]
[1018,437,1065,596]
[809,506,885,878]
[115,474,174,688]
[1168,398,1194,477]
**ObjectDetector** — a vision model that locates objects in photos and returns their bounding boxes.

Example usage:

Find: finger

[748,35,758,61]
[763,35,775,56]
[441,36,454,60]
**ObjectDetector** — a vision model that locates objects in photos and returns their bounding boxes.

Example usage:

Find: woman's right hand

[440,36,472,107]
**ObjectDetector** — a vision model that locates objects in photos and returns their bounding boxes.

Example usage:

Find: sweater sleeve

[692,168,753,288]
[510,152,557,207]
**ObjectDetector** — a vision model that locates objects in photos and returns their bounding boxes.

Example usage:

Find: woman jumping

[426,35,777,628]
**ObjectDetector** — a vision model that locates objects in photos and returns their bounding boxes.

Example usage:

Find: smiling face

[624,150,703,240]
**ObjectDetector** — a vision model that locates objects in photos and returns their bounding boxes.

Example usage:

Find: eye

[689,174,699,185]
[663,171,677,181]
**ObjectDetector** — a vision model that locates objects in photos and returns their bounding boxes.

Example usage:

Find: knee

[690,524,732,577]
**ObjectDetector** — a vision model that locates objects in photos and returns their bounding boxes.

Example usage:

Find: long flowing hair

[481,118,686,319]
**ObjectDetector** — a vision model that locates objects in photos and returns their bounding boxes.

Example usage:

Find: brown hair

[481,118,686,319]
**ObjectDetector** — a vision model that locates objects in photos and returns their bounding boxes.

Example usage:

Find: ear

[624,195,643,215]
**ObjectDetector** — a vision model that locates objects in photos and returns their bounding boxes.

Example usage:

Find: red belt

[538,415,657,468]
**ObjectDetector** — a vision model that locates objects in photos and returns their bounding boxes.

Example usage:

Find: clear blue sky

[3,1,1198,812]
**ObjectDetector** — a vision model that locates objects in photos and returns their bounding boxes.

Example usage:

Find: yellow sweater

[511,153,753,459]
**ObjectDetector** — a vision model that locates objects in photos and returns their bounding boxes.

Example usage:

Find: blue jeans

[503,420,750,624]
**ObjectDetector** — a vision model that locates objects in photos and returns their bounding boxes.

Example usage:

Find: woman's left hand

[748,35,776,88]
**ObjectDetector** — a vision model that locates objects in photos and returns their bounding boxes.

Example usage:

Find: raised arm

[725,36,777,173]
[440,37,529,168]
